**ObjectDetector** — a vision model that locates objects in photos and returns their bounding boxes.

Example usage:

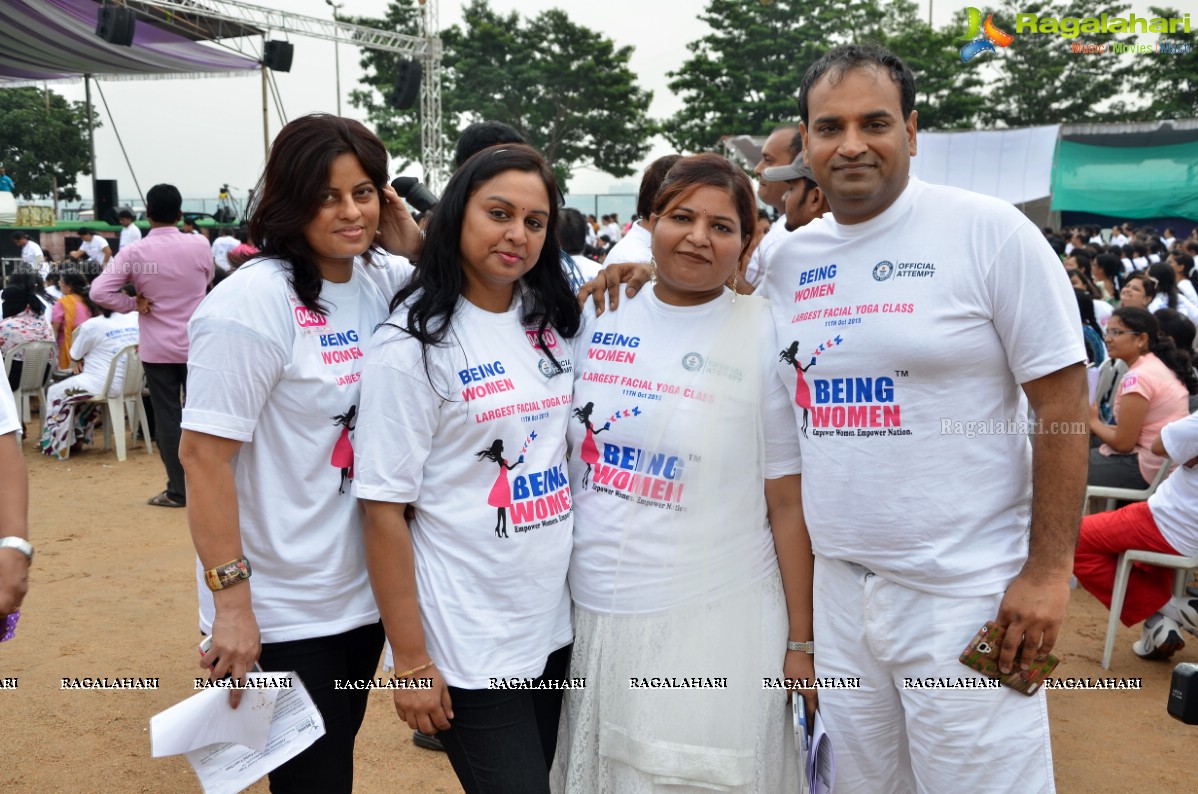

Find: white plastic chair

[82,344,152,461]
[2,340,57,434]
[1102,551,1198,669]
[1084,457,1173,514]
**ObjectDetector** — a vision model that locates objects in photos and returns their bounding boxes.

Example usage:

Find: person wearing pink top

[91,183,214,508]
[1088,306,1196,490]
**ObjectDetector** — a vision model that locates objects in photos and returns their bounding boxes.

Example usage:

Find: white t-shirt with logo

[354,290,575,689]
[763,177,1085,597]
[0,377,18,437]
[1152,411,1198,556]
[182,254,412,643]
[68,311,139,397]
[567,288,801,614]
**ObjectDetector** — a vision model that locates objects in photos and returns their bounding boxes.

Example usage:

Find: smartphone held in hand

[959,621,1059,695]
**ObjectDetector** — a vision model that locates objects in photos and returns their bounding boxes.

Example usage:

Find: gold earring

[731,273,738,302]
[650,257,657,285]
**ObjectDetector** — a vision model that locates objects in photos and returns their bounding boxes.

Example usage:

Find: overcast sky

[37,0,1167,206]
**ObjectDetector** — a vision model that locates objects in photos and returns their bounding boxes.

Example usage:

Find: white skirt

[551,571,800,793]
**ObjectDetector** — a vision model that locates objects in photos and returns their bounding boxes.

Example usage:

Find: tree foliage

[344,0,423,172]
[0,87,97,201]
[878,4,987,130]
[661,0,885,153]
[349,0,653,190]
[981,0,1137,127]
[1125,6,1198,119]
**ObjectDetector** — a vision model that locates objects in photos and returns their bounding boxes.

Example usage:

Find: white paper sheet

[807,710,835,794]
[150,672,325,794]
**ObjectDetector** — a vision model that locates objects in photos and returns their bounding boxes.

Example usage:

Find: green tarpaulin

[1051,139,1198,220]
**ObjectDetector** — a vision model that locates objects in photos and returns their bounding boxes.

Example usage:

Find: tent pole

[261,65,270,158]
[85,74,96,211]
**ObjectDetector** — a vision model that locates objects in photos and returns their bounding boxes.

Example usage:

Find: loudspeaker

[96,6,136,46]
[94,179,119,226]
[263,40,294,72]
[390,60,423,110]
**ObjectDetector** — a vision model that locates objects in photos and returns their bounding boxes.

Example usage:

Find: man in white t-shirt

[71,228,111,266]
[745,124,801,290]
[0,378,31,622]
[10,232,46,278]
[116,208,142,251]
[763,44,1088,792]
[603,155,680,268]
[602,215,622,246]
[210,228,239,273]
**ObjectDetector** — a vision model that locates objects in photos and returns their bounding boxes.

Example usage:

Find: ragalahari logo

[959,7,1015,62]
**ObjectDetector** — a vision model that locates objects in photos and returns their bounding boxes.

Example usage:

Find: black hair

[1154,308,1196,359]
[1148,263,1181,310]
[1067,267,1101,302]
[558,207,588,256]
[453,121,528,171]
[798,43,916,125]
[117,207,135,220]
[146,184,183,223]
[59,269,107,318]
[635,154,682,222]
[1,284,42,319]
[10,231,27,242]
[248,114,390,315]
[389,144,579,381]
[1113,306,1197,393]
[1094,253,1124,290]
[1070,250,1092,273]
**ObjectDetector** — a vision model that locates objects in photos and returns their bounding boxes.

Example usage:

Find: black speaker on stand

[263,41,294,72]
[94,179,119,225]
[390,60,423,109]
[96,6,136,46]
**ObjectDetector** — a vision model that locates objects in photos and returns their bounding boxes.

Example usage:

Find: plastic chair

[1084,457,1173,514]
[1102,551,1198,669]
[2,340,57,434]
[82,345,152,461]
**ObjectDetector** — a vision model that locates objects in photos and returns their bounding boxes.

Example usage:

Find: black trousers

[142,362,186,501]
[257,621,386,794]
[438,643,572,794]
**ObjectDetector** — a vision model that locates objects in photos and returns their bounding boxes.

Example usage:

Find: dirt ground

[2,434,1194,793]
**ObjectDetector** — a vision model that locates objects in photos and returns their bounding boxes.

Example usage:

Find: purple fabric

[0,0,258,82]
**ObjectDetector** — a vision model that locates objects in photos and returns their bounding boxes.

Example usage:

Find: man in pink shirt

[92,184,213,507]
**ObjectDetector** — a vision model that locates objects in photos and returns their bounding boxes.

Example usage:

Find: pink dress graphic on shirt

[572,402,611,489]
[331,405,356,494]
[779,340,816,436]
[476,439,524,538]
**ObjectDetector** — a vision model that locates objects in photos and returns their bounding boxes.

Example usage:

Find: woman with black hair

[0,281,54,391]
[1147,262,1198,322]
[178,113,422,793]
[1089,307,1195,490]
[1073,287,1107,366]
[1092,253,1123,304]
[354,144,580,794]
[50,271,98,369]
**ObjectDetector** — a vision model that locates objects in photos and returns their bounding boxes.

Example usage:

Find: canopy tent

[0,0,259,85]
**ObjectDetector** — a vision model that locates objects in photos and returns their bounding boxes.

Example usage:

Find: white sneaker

[1174,597,1198,637]
[1132,613,1185,660]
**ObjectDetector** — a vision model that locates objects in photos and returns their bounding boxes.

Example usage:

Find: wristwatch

[0,537,33,563]
[786,640,814,654]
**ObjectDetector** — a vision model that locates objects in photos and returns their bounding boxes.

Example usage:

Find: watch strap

[0,537,33,563]
[787,640,814,654]
[204,557,252,591]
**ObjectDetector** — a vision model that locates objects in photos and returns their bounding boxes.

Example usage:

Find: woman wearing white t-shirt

[355,144,581,794]
[553,154,811,793]
[39,307,138,459]
[178,114,421,794]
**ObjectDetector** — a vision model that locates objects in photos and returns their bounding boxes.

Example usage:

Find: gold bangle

[393,660,435,680]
